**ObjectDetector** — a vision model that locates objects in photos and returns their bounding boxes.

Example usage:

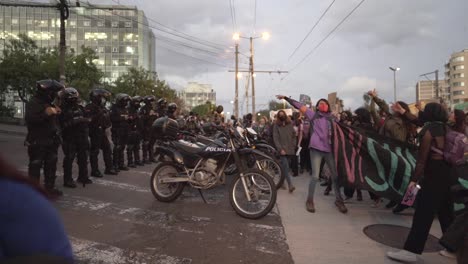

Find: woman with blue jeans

[276,95,348,214]
[272,110,296,193]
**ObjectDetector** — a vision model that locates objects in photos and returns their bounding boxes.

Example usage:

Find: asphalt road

[0,133,294,264]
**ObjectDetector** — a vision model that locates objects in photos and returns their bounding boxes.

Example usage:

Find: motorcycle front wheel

[229,169,277,219]
[150,161,185,202]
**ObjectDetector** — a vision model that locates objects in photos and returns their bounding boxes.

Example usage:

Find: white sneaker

[439,249,456,259]
[386,250,418,262]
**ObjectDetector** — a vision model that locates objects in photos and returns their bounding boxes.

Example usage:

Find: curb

[0,129,27,136]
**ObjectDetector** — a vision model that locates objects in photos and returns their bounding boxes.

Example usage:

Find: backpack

[431,127,468,165]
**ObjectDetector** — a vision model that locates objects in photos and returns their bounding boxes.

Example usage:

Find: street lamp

[389,67,400,102]
[232,32,270,118]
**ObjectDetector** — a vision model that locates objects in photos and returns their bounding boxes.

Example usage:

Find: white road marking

[70,236,192,264]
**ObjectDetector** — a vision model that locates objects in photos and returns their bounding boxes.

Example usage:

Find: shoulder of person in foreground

[0,178,73,262]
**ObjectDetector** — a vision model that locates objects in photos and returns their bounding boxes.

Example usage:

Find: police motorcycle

[223,117,285,189]
[149,116,277,219]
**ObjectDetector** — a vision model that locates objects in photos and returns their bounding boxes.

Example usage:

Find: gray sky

[99,0,468,115]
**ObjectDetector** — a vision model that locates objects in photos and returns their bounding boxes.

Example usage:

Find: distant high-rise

[0,1,155,84]
[415,80,449,102]
[445,49,468,107]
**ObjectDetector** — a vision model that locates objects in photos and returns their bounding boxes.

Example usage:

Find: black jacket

[84,103,112,134]
[139,105,158,138]
[59,103,89,140]
[25,95,60,145]
[110,104,129,137]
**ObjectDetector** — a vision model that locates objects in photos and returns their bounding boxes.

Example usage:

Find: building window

[112,34,118,40]
[453,65,465,71]
[83,20,91,27]
[453,73,465,79]
[453,90,465,96]
[112,72,119,78]
[453,99,460,104]
[97,21,104,27]
[11,19,18,25]
[125,60,132,66]
[112,47,118,53]
[453,82,465,87]
[98,47,105,53]
[70,33,77,41]
[452,56,465,62]
[112,59,118,66]
[111,21,118,28]
[69,21,76,27]
[126,46,134,54]
[124,21,132,28]
[27,19,33,25]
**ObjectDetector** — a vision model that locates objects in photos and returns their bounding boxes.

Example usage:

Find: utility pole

[435,70,439,100]
[249,37,256,117]
[245,75,250,115]
[58,0,69,85]
[234,43,239,118]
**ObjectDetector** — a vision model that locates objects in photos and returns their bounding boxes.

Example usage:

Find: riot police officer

[110,94,131,171]
[85,88,117,177]
[140,95,157,163]
[167,103,178,119]
[25,79,64,196]
[127,96,143,168]
[156,98,167,117]
[59,88,92,187]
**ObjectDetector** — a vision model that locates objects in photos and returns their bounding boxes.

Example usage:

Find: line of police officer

[25,79,172,196]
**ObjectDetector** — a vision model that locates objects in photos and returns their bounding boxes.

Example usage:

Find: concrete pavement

[277,173,456,264]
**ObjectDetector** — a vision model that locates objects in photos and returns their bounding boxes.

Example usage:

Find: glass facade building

[0,1,155,83]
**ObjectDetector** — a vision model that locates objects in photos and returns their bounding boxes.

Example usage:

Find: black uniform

[140,103,158,163]
[110,96,130,170]
[85,102,115,176]
[25,80,64,195]
[127,101,143,167]
[59,100,91,186]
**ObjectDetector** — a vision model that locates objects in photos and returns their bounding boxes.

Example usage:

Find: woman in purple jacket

[276,95,348,214]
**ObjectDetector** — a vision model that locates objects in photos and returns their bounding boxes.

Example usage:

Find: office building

[415,80,450,102]
[0,1,155,83]
[178,82,216,111]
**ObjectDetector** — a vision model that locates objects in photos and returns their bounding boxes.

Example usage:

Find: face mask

[318,104,329,113]
[279,115,286,121]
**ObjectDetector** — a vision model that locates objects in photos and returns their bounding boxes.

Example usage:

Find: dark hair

[354,107,372,124]
[315,98,331,113]
[453,109,466,133]
[421,102,448,123]
[276,110,291,125]
[396,101,410,114]
[0,155,49,198]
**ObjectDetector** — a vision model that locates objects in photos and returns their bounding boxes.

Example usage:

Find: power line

[109,0,229,50]
[156,43,229,68]
[284,0,366,79]
[231,0,238,31]
[229,0,236,33]
[155,35,230,58]
[81,1,227,52]
[253,0,257,33]
[287,0,336,62]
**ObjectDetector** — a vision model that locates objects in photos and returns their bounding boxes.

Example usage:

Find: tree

[0,35,103,102]
[268,100,287,111]
[0,34,42,102]
[114,66,155,96]
[66,46,104,98]
[192,101,215,117]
